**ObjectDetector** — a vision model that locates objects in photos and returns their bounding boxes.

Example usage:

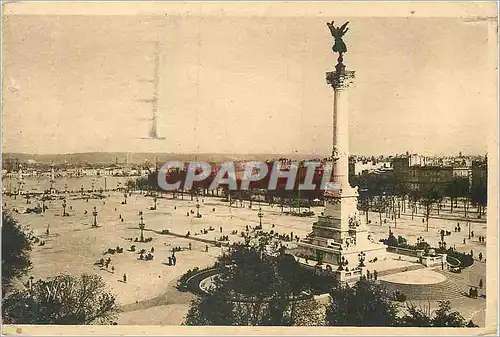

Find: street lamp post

[358,251,366,268]
[153,195,157,210]
[258,207,263,227]
[196,198,200,218]
[139,216,145,242]
[92,206,98,227]
[123,193,127,204]
[337,255,348,271]
[62,199,67,217]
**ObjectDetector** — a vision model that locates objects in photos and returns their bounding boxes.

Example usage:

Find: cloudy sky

[2,6,497,156]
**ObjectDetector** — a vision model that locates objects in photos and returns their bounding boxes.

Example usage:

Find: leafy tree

[374,195,387,226]
[2,274,118,325]
[325,277,399,326]
[471,181,487,219]
[134,176,151,192]
[357,192,371,224]
[408,190,420,220]
[184,287,236,325]
[399,301,470,327]
[2,211,31,294]
[399,302,433,327]
[185,243,325,326]
[420,186,444,232]
[445,177,470,214]
[395,183,409,214]
[290,298,325,326]
[432,301,468,327]
[125,179,136,191]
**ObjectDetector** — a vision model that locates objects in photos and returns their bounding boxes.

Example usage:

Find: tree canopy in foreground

[184,242,479,327]
[2,274,119,325]
[184,242,326,326]
[2,211,32,294]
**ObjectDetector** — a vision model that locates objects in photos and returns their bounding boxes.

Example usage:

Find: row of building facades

[348,153,487,195]
[3,153,488,195]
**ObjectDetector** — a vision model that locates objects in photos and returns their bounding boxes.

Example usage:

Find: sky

[2,13,497,156]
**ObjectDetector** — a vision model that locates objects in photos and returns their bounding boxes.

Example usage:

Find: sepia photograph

[1,1,498,335]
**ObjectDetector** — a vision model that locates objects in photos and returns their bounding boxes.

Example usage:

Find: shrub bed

[382,233,474,268]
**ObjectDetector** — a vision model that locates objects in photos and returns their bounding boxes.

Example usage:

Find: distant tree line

[354,172,487,231]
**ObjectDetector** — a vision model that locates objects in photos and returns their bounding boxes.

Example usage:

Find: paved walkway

[120,278,195,313]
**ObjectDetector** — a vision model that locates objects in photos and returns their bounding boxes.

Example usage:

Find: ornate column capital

[326,69,355,90]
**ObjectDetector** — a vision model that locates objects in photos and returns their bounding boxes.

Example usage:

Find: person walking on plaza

[479,278,483,289]
[189,242,192,250]
[205,245,209,252]
[479,252,483,262]
[123,274,127,283]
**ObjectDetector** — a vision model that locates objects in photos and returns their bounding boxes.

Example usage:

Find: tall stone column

[327,68,355,190]
[323,66,359,237]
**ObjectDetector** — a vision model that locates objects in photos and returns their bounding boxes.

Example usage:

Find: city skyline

[2,15,497,156]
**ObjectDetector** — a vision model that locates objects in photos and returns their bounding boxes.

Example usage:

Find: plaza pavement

[3,182,487,326]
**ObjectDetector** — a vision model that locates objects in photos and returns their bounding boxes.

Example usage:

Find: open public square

[3,175,487,326]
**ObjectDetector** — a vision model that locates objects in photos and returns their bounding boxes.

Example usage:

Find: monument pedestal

[296,185,387,268]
